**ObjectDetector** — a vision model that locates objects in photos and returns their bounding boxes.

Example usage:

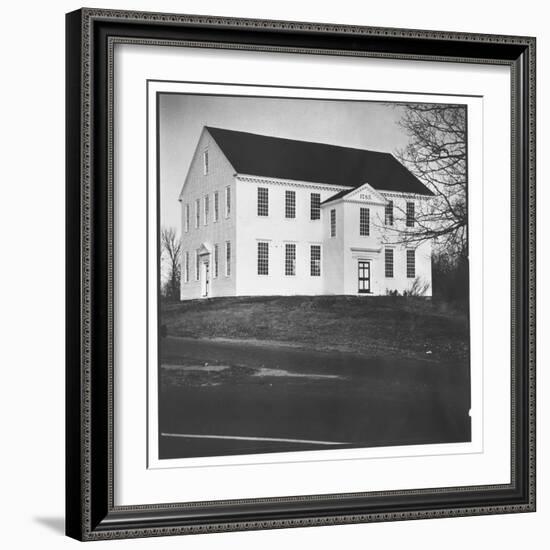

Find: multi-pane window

[184,203,189,232]
[225,186,231,217]
[310,193,321,220]
[195,250,200,281]
[406,201,415,227]
[204,195,209,225]
[310,245,321,277]
[330,209,336,237]
[360,207,370,236]
[385,248,394,278]
[257,187,269,216]
[203,150,209,175]
[184,251,189,283]
[285,190,296,219]
[214,191,219,222]
[225,241,231,277]
[285,243,296,276]
[195,199,200,228]
[385,200,394,226]
[214,244,219,278]
[406,249,416,278]
[257,242,269,275]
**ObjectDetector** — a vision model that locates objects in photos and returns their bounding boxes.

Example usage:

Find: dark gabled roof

[205,126,433,197]
[320,189,350,205]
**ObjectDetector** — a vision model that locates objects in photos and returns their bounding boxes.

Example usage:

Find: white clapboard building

[179,126,434,300]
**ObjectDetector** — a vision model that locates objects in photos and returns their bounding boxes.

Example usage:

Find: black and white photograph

[59,4,536,543]
[155,90,472,461]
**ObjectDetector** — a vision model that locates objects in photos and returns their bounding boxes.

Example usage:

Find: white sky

[158,94,413,231]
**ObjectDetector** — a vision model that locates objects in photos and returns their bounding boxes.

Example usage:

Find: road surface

[158,336,470,459]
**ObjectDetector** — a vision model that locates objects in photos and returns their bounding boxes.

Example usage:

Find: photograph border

[148,81,482,469]
[66,7,536,541]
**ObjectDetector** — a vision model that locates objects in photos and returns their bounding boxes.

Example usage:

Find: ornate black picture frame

[66,8,536,541]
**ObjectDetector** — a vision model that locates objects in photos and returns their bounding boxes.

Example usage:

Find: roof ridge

[203,126,434,196]
[205,126,393,157]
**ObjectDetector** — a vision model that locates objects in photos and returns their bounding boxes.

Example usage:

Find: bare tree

[390,104,468,260]
[161,226,182,301]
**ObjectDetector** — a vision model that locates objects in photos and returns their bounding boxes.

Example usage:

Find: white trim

[236,173,350,193]
[350,246,382,254]
[380,190,433,201]
[343,182,387,205]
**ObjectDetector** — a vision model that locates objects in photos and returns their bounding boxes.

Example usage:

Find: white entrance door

[201,261,210,297]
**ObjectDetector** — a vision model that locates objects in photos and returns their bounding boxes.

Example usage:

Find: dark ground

[158,297,470,459]
[161,295,469,362]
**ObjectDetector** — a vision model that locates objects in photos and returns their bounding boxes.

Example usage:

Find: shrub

[403,277,430,297]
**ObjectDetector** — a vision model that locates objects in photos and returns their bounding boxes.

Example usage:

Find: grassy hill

[161,296,469,363]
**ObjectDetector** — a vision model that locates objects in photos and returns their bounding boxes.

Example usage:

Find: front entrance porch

[197,243,211,298]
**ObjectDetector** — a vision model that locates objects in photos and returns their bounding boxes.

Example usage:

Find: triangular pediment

[197,243,211,256]
[343,183,387,205]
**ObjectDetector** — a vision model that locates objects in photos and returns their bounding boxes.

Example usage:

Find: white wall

[235,178,343,295]
[1,1,546,550]
[343,198,432,297]
[321,195,432,296]
[179,129,237,299]
[322,201,346,293]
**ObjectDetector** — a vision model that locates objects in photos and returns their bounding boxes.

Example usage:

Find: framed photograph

[65,8,536,541]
